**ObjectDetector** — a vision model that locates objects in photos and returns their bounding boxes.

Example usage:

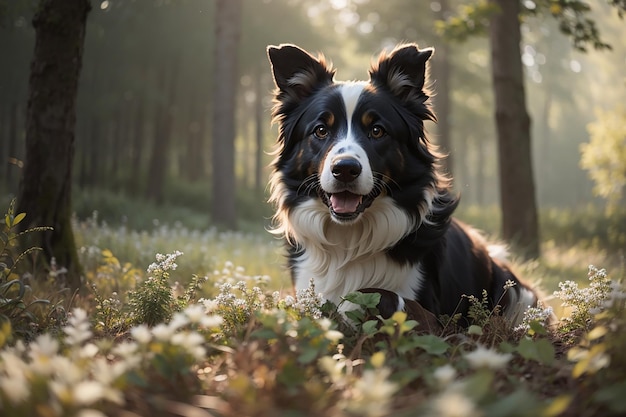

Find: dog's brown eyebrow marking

[321,111,335,127]
[361,111,374,127]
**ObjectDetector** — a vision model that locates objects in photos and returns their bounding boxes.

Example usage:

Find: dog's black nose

[331,158,362,183]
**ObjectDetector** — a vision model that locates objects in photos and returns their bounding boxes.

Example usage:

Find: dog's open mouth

[320,190,379,222]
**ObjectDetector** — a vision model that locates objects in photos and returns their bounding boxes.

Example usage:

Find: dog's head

[267,43,453,233]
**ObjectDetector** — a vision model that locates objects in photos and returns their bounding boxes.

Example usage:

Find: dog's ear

[267,44,335,100]
[369,44,434,102]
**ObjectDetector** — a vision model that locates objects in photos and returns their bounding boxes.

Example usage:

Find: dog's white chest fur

[288,197,424,308]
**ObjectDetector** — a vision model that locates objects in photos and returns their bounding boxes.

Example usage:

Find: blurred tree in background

[438,0,625,258]
[211,0,243,229]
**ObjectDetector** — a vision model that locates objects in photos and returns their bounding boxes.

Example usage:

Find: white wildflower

[318,355,347,385]
[514,301,554,332]
[64,308,92,346]
[73,381,105,405]
[79,343,100,359]
[152,323,176,341]
[169,311,190,330]
[50,356,83,385]
[28,333,60,375]
[200,298,219,313]
[433,364,457,387]
[429,390,479,417]
[130,324,152,344]
[503,279,517,290]
[345,367,398,417]
[0,360,29,404]
[171,331,207,360]
[201,314,224,329]
[464,345,512,370]
[76,409,108,417]
[112,341,138,359]
[184,304,206,323]
[318,317,333,331]
[147,250,183,275]
[324,330,344,342]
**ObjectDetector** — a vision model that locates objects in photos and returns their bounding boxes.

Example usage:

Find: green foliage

[435,0,497,41]
[127,251,183,327]
[437,0,625,51]
[0,199,55,340]
[580,105,626,213]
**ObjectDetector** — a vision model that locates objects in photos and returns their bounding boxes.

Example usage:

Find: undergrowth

[1,202,626,416]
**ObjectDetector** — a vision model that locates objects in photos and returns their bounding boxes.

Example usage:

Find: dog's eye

[370,125,385,139]
[313,125,329,139]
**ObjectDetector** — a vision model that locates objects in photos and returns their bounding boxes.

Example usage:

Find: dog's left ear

[369,44,434,101]
[267,44,335,102]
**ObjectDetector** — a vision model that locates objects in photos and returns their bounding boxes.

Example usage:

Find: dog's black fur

[267,43,538,326]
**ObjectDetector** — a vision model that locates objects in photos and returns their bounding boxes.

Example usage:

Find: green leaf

[250,328,277,340]
[298,347,320,365]
[529,320,547,336]
[593,380,626,412]
[484,389,541,417]
[342,291,381,309]
[362,319,379,335]
[345,309,365,323]
[517,337,555,365]
[397,334,450,355]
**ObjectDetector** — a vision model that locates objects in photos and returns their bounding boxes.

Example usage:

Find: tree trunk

[17,0,91,290]
[489,0,540,258]
[211,0,243,229]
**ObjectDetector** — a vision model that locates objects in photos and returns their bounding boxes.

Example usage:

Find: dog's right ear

[267,44,335,100]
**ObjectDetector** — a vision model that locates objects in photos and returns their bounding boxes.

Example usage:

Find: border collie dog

[267,43,538,326]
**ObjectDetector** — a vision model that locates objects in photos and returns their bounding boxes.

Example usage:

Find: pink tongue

[329,191,361,213]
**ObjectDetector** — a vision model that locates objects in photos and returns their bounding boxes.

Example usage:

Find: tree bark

[17,0,91,290]
[211,0,243,229]
[489,0,540,258]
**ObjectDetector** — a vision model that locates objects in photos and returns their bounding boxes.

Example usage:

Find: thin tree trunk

[432,0,453,175]
[254,65,265,195]
[87,117,100,187]
[6,102,19,191]
[146,61,178,204]
[489,0,540,258]
[211,0,242,228]
[17,0,91,290]
[128,96,145,194]
[476,137,486,206]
